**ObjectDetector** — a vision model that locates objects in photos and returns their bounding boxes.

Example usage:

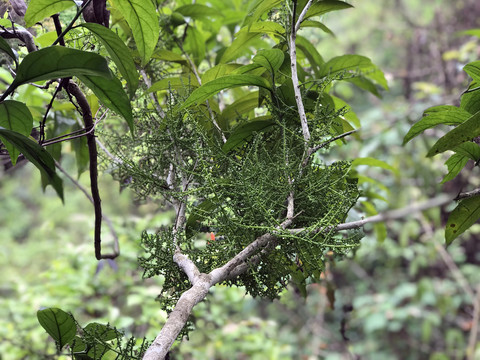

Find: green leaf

[445,195,480,245]
[441,153,469,184]
[332,95,360,128]
[153,49,187,64]
[454,142,480,161]
[80,23,139,98]
[427,110,480,157]
[362,200,387,242]
[180,75,272,109]
[461,29,480,39]
[403,106,470,144]
[352,157,397,174]
[8,46,111,93]
[24,0,75,27]
[345,77,382,97]
[202,64,243,83]
[184,26,205,66]
[220,91,259,124]
[242,0,282,26]
[252,49,284,75]
[320,55,386,88]
[464,61,480,84]
[83,323,119,341]
[0,100,33,164]
[109,0,159,64]
[295,35,324,75]
[461,82,480,114]
[175,4,220,20]
[222,118,275,152]
[221,22,284,63]
[304,0,353,20]
[299,20,335,35]
[37,308,76,349]
[0,37,18,66]
[77,75,133,133]
[148,76,199,92]
[0,128,64,200]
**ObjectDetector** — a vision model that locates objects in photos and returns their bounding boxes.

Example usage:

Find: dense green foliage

[2,0,480,359]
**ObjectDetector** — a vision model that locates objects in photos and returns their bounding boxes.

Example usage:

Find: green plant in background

[0,0,392,358]
[404,30,480,246]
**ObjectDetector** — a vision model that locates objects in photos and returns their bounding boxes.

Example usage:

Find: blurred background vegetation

[2,0,480,359]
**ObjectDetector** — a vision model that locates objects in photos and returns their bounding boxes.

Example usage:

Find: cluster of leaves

[404,29,480,245]
[123,0,387,309]
[36,307,148,359]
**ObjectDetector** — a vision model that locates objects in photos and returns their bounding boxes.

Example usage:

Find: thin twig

[289,0,310,143]
[455,188,480,201]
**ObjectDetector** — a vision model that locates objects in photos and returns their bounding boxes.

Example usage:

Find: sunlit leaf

[304,0,353,20]
[222,118,275,153]
[148,76,199,92]
[445,196,480,245]
[25,0,75,27]
[109,0,159,64]
[184,26,205,66]
[80,23,139,98]
[0,128,63,200]
[175,4,221,20]
[153,49,187,64]
[403,106,470,144]
[220,91,259,124]
[9,46,111,93]
[427,110,480,157]
[180,75,272,109]
[78,75,133,134]
[202,64,243,83]
[0,100,33,164]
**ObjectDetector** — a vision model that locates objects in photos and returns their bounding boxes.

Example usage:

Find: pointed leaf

[202,64,242,83]
[148,76,199,92]
[10,46,111,91]
[464,61,480,84]
[153,49,187,64]
[37,308,76,349]
[427,110,480,157]
[175,4,220,20]
[296,35,324,75]
[220,91,259,123]
[441,153,469,184]
[0,128,64,200]
[304,0,353,20]
[180,75,272,109]
[222,118,275,152]
[252,49,284,75]
[80,23,139,98]
[0,100,33,164]
[403,106,470,144]
[109,0,159,64]
[300,20,335,36]
[78,75,133,133]
[0,37,18,66]
[25,0,76,27]
[446,195,480,245]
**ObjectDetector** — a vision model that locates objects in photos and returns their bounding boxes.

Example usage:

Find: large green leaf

[0,37,17,66]
[296,35,324,75]
[78,75,133,133]
[184,26,205,66]
[222,118,275,152]
[441,154,469,184]
[148,76,199,92]
[0,128,64,200]
[0,100,33,164]
[8,46,111,94]
[202,64,243,83]
[153,49,188,64]
[80,23,139,98]
[24,0,75,27]
[37,308,76,349]
[461,82,480,115]
[175,4,220,20]
[299,20,334,36]
[109,0,159,64]
[252,49,284,75]
[445,196,480,245]
[220,91,259,124]
[180,75,272,109]
[304,0,353,20]
[403,106,470,144]
[319,55,386,89]
[426,110,480,157]
[352,157,398,175]
[221,22,284,63]
[464,61,480,84]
